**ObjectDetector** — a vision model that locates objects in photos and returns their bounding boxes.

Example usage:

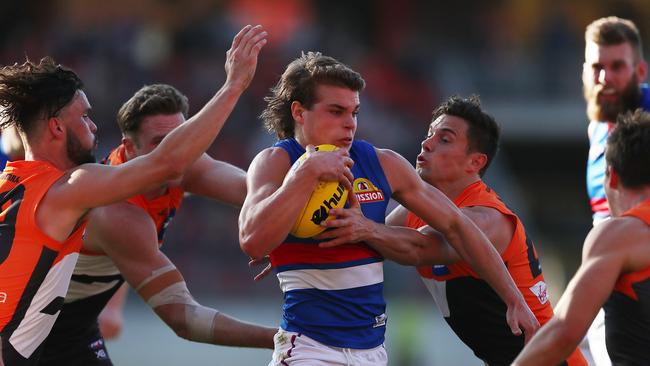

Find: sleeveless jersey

[587,84,650,224]
[40,145,183,365]
[602,201,650,365]
[270,138,391,349]
[0,161,86,365]
[408,181,585,366]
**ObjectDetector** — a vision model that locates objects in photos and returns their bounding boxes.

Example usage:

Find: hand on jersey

[224,25,268,91]
[316,192,374,247]
[293,145,355,190]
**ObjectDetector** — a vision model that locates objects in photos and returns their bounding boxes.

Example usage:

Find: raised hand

[225,25,268,91]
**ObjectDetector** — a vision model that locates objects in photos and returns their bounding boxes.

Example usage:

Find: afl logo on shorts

[353,178,385,203]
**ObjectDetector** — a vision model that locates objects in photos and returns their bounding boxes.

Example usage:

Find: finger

[306,144,316,154]
[347,188,360,208]
[343,169,354,188]
[321,218,348,228]
[237,24,262,54]
[254,264,273,282]
[231,24,252,51]
[509,319,523,338]
[319,239,347,248]
[242,26,267,56]
[327,208,344,217]
[250,37,268,57]
[343,156,354,168]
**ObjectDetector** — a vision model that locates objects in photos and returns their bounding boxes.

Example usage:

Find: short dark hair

[260,52,366,139]
[116,84,189,136]
[0,57,83,135]
[606,109,650,188]
[431,95,500,176]
[585,16,643,61]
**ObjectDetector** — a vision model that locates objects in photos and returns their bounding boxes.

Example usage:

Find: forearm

[240,171,319,258]
[513,319,580,366]
[212,313,275,349]
[365,224,438,266]
[154,85,243,173]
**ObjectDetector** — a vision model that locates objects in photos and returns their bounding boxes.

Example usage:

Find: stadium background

[2,0,649,364]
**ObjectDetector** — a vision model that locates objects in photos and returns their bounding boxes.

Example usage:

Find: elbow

[163,308,191,340]
[239,233,266,260]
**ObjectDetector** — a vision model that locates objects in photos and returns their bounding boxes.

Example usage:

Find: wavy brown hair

[260,52,365,139]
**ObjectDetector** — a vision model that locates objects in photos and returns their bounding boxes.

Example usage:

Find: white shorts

[268,328,387,366]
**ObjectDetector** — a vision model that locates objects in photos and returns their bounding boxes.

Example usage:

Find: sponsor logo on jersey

[373,313,387,328]
[529,280,549,304]
[353,178,385,203]
[0,291,6,303]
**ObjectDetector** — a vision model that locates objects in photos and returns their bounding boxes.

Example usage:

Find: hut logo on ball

[310,183,346,225]
[353,178,385,203]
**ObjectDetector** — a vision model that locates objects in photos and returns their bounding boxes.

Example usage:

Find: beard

[584,74,641,122]
[66,127,97,165]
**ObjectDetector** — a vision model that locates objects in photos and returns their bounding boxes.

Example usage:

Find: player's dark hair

[586,16,643,61]
[261,51,365,139]
[0,57,83,135]
[431,95,500,176]
[117,84,189,137]
[606,109,650,187]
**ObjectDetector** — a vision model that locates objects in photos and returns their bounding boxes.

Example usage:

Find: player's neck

[611,187,650,216]
[433,176,481,201]
[24,140,77,171]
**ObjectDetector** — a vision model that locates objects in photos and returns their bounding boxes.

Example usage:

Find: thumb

[306,144,316,154]
[347,188,360,208]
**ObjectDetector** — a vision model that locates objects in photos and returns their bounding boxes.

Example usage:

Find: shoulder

[584,216,649,258]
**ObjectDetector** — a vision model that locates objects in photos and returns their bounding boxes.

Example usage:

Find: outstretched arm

[377,148,539,341]
[181,154,247,207]
[86,203,276,348]
[514,219,633,365]
[40,26,268,242]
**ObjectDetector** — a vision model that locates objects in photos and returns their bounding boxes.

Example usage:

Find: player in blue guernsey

[239,52,539,365]
[581,17,649,366]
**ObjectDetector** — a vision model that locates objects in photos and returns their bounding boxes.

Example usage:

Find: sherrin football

[290,144,349,238]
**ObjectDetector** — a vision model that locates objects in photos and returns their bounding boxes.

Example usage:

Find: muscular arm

[181,154,247,207]
[38,26,267,242]
[85,203,275,348]
[377,148,537,339]
[239,146,354,259]
[514,218,647,365]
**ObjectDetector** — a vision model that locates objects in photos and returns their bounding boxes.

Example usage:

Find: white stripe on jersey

[277,262,383,292]
[421,278,451,317]
[65,253,121,303]
[10,252,79,358]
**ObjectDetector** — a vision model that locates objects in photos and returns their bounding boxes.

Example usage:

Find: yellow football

[290,144,349,238]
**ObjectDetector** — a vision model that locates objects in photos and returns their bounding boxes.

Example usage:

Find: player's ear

[291,101,306,126]
[607,166,620,189]
[636,59,647,81]
[468,152,487,175]
[122,136,136,157]
[47,117,65,139]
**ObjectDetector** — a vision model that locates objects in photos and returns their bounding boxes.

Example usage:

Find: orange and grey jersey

[603,201,650,365]
[0,161,86,365]
[102,144,183,244]
[407,181,585,366]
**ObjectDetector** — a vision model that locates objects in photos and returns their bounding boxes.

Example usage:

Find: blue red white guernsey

[587,84,650,225]
[602,201,650,365]
[270,138,391,349]
[0,161,86,365]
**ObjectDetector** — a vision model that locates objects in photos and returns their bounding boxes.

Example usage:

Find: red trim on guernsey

[590,197,609,213]
[613,266,650,301]
[270,243,380,267]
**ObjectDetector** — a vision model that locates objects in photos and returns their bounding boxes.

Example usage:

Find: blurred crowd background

[3,0,649,364]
